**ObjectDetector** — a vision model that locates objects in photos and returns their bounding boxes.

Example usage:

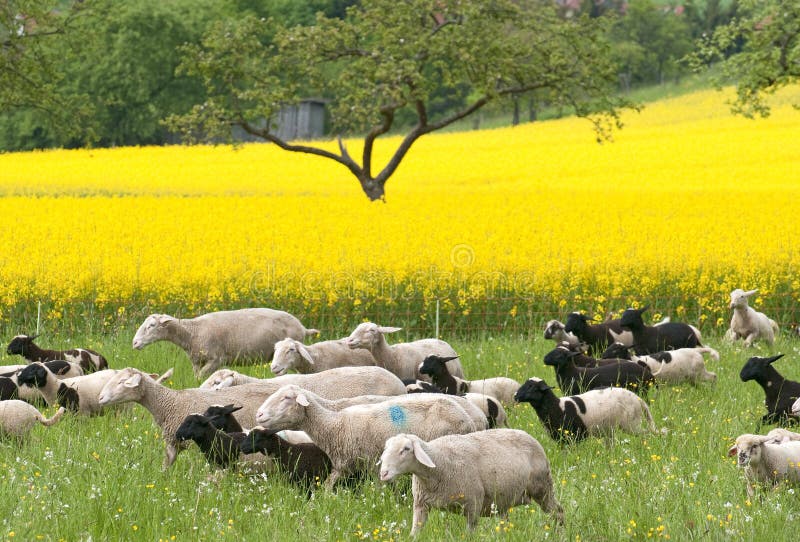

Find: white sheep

[98,365,406,469]
[255,384,480,489]
[0,401,65,439]
[378,430,564,535]
[345,322,464,381]
[132,308,320,379]
[726,289,779,347]
[627,347,718,384]
[199,369,261,390]
[270,338,376,376]
[543,319,581,348]
[728,433,800,497]
[463,392,508,428]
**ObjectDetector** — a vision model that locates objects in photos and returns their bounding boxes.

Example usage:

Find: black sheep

[740,354,800,427]
[543,347,655,396]
[175,413,246,469]
[514,377,590,442]
[240,426,332,491]
[619,306,700,355]
[418,355,466,395]
[563,313,632,356]
[7,334,108,372]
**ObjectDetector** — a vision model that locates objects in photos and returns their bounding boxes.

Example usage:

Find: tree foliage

[168,0,633,201]
[690,0,800,117]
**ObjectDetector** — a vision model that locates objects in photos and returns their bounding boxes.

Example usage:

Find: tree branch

[362,108,395,178]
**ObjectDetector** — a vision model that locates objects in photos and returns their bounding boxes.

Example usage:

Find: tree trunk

[528,97,537,122]
[512,97,520,126]
[359,176,386,202]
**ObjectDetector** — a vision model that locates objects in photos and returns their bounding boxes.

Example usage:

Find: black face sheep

[175,413,246,469]
[619,306,701,355]
[554,342,621,368]
[240,426,332,490]
[601,343,717,385]
[6,334,108,372]
[378,430,564,535]
[563,312,633,355]
[543,347,655,396]
[740,354,800,427]
[0,401,65,439]
[202,404,244,432]
[418,354,520,403]
[514,377,660,443]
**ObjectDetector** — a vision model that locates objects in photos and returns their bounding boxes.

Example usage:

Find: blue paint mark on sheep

[388,405,408,427]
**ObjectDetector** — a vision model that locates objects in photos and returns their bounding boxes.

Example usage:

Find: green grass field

[1,328,798,541]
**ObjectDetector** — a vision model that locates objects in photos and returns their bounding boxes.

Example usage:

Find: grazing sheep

[132,308,320,379]
[417,355,520,403]
[726,289,779,347]
[0,360,84,404]
[202,403,313,445]
[555,342,622,368]
[199,369,261,390]
[240,426,332,490]
[270,338,375,376]
[728,433,800,497]
[97,366,406,469]
[600,343,718,384]
[543,320,581,349]
[6,334,107,372]
[740,354,800,427]
[16,363,172,416]
[378,430,564,535]
[0,401,65,439]
[402,380,505,428]
[255,384,480,489]
[345,322,464,381]
[563,312,633,355]
[543,347,655,396]
[175,413,248,469]
[514,377,659,442]
[619,306,701,355]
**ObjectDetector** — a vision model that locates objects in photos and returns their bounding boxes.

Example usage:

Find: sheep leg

[531,483,565,525]
[163,443,180,470]
[744,333,758,348]
[324,468,342,491]
[410,502,429,536]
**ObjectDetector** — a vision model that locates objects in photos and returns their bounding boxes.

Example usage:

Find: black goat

[619,306,700,355]
[7,334,108,372]
[740,354,800,427]
[563,313,632,356]
[543,347,655,396]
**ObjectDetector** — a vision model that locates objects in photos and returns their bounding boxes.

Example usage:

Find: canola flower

[0,87,799,334]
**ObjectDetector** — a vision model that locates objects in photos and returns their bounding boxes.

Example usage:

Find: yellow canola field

[1,87,799,334]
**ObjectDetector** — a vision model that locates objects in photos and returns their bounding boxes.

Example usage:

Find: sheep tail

[39,406,66,427]
[640,399,664,434]
[651,360,665,376]
[156,368,174,384]
[305,328,321,337]
[695,347,720,362]
[770,319,779,334]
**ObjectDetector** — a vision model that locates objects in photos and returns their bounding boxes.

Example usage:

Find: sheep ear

[124,373,142,388]
[766,354,785,365]
[377,326,402,334]
[727,445,737,457]
[637,305,650,314]
[298,344,315,365]
[744,289,759,297]
[295,393,310,407]
[411,438,436,468]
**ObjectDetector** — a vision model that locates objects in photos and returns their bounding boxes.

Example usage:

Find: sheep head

[730,288,758,309]
[418,355,459,377]
[255,384,311,429]
[132,314,176,350]
[728,434,769,467]
[98,368,145,406]
[378,433,436,482]
[345,322,401,351]
[271,338,313,376]
[739,354,784,382]
[6,334,39,356]
[514,377,553,405]
[620,306,649,330]
[16,362,50,388]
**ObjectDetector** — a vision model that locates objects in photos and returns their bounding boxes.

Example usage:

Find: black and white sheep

[728,433,800,497]
[543,320,582,349]
[132,308,320,379]
[514,377,659,443]
[0,401,65,439]
[403,379,507,428]
[6,334,107,372]
[378,430,564,535]
[563,312,633,355]
[240,426,332,490]
[740,354,800,427]
[619,306,701,355]
[600,343,717,385]
[0,360,84,404]
[344,322,464,381]
[417,355,520,403]
[726,289,779,347]
[543,347,655,396]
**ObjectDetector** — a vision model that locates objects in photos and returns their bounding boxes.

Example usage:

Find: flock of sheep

[0,288,797,534]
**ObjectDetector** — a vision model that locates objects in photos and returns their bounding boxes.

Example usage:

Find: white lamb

[255,384,480,489]
[132,308,320,378]
[543,319,581,348]
[345,322,464,381]
[726,289,779,347]
[728,433,800,497]
[629,347,718,384]
[270,338,375,376]
[378,430,564,535]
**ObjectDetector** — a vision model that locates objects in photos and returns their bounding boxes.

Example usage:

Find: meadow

[1,85,800,540]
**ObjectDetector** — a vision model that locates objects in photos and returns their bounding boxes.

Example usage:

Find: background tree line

[0,0,741,153]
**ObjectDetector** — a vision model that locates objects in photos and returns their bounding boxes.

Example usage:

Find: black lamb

[740,354,800,428]
[543,347,655,396]
[619,306,701,355]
